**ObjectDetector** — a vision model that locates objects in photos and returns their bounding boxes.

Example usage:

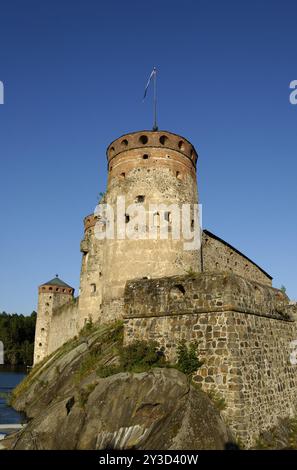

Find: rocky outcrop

[4,323,233,450]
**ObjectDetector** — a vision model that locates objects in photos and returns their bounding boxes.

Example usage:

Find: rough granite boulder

[8,368,232,450]
[3,323,233,450]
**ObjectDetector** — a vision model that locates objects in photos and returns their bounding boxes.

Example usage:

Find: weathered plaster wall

[202,231,272,286]
[34,292,54,364]
[78,214,103,330]
[47,298,79,355]
[123,273,297,447]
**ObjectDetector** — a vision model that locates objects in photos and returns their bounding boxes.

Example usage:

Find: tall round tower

[99,130,201,321]
[34,276,74,364]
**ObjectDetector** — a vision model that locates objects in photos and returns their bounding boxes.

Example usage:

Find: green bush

[119,340,166,373]
[184,267,199,279]
[176,340,202,375]
[79,317,94,337]
[96,364,119,378]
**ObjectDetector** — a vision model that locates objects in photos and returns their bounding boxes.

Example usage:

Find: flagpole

[153,67,158,131]
[143,67,158,131]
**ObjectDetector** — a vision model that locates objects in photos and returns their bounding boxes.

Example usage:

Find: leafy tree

[0,311,36,366]
[176,340,203,375]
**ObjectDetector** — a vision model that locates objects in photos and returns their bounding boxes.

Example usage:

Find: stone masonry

[202,230,272,287]
[123,273,297,447]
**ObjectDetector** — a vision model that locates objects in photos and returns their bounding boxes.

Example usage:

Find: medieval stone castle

[34,129,297,447]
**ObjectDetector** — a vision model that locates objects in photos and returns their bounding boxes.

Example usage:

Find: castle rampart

[123,273,297,447]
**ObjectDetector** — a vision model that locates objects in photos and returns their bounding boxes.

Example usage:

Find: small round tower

[34,276,74,364]
[100,130,201,321]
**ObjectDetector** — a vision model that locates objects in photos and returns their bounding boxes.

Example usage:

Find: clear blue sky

[0,0,296,314]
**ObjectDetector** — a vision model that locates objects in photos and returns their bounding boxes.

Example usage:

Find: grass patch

[96,340,168,378]
[96,339,204,378]
[184,267,199,279]
[118,340,166,373]
[11,321,121,404]
[96,364,120,378]
[10,350,59,404]
[77,332,166,381]
[190,381,226,412]
[206,389,227,411]
[78,383,97,408]
[79,317,95,337]
[75,321,124,382]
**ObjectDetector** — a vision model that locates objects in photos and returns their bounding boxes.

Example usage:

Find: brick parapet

[38,285,74,295]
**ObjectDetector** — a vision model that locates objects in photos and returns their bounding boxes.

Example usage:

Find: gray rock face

[7,324,233,450]
[10,368,231,450]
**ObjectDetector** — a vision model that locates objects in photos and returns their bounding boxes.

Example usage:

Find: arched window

[178,140,185,151]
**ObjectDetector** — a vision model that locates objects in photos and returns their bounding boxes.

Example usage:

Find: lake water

[0,367,26,439]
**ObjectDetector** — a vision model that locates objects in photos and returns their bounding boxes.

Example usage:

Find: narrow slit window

[153,212,160,227]
[164,211,171,222]
[91,283,96,293]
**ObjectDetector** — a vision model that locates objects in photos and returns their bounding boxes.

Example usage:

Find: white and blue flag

[143,67,156,101]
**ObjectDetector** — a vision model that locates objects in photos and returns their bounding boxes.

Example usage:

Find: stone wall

[47,298,79,355]
[123,273,297,447]
[202,230,272,286]
[78,214,103,330]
